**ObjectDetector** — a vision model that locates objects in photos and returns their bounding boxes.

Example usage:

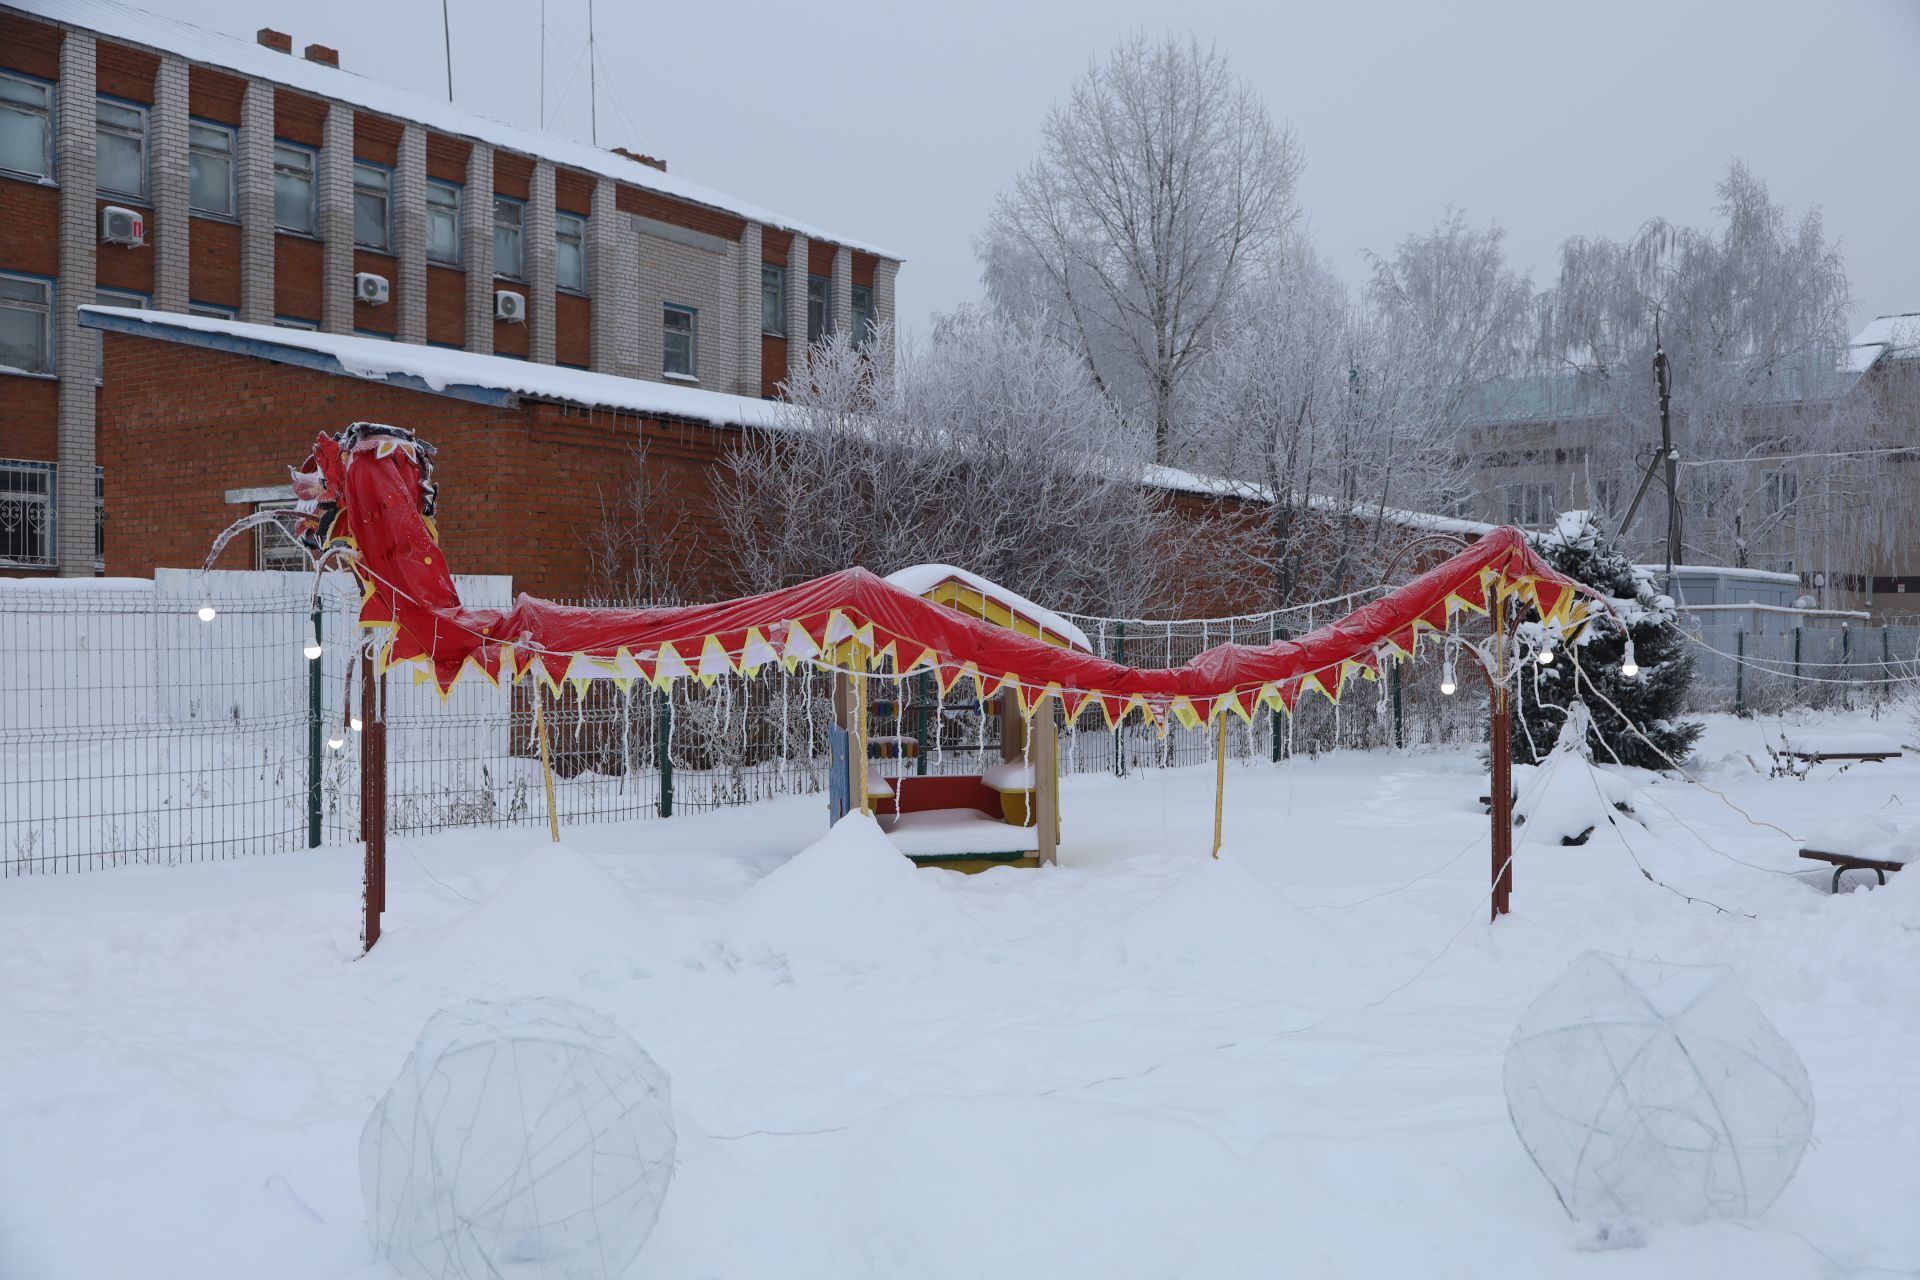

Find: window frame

[806,273,830,345]
[351,158,392,252]
[94,93,148,201]
[274,314,319,331]
[760,263,785,337]
[0,69,55,182]
[492,194,525,281]
[188,301,237,320]
[425,178,462,266]
[272,140,317,234]
[850,282,876,349]
[554,210,588,294]
[0,270,54,376]
[0,457,55,568]
[252,498,307,572]
[186,118,236,218]
[662,302,697,380]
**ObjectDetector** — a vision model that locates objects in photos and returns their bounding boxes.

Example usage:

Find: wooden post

[1033,693,1060,866]
[853,646,870,816]
[360,663,387,952]
[999,689,1028,824]
[1211,709,1227,859]
[1490,598,1514,919]
[534,681,561,843]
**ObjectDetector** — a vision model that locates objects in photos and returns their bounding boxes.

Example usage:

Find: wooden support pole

[853,645,870,816]
[1033,693,1059,866]
[534,680,561,843]
[1211,709,1227,860]
[1490,599,1514,919]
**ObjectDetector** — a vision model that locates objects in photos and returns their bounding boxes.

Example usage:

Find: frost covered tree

[1512,511,1701,770]
[1533,163,1868,572]
[716,311,1190,619]
[979,33,1303,463]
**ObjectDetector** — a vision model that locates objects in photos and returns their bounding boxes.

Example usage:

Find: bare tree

[979,32,1303,464]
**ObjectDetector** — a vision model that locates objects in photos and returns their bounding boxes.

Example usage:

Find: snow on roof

[11,0,899,260]
[883,563,1092,652]
[84,306,1494,541]
[1846,313,1920,373]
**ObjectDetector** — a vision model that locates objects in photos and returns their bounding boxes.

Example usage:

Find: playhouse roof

[883,565,1092,653]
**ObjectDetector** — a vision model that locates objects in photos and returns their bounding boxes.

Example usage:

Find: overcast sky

[177,0,1920,333]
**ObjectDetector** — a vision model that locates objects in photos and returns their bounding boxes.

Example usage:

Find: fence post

[1792,626,1802,684]
[1390,659,1405,750]
[1884,625,1893,703]
[1735,630,1746,716]
[1111,622,1127,778]
[1842,623,1852,710]
[307,607,323,848]
[656,688,674,818]
[914,670,931,777]
[1271,622,1288,763]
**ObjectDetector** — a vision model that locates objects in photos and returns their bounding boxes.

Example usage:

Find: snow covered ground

[3,710,1918,1278]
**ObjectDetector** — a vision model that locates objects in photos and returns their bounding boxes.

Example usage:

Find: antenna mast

[539,0,546,127]
[588,0,598,146]
[441,0,453,101]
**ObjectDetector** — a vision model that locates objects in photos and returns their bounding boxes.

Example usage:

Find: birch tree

[978,33,1303,464]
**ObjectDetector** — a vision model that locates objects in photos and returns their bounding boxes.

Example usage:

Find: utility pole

[1654,325,1681,597]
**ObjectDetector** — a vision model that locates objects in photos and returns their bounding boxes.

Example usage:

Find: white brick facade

[738,221,763,395]
[237,80,275,325]
[634,218,741,392]
[55,31,97,575]
[587,179,627,371]
[831,245,852,349]
[150,54,190,313]
[786,233,809,385]
[318,104,354,334]
[461,144,494,353]
[527,160,556,365]
[394,125,427,343]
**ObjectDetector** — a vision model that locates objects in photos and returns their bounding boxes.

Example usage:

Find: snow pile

[1514,702,1643,845]
[721,814,983,974]
[392,842,665,989]
[360,997,675,1280]
[1800,815,1920,865]
[1504,952,1814,1225]
[1116,853,1346,970]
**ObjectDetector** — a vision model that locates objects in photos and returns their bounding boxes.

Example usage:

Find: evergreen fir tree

[1511,511,1703,770]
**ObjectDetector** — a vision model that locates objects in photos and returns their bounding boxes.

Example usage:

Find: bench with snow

[870,763,1043,872]
[1798,817,1915,893]
[1778,730,1904,764]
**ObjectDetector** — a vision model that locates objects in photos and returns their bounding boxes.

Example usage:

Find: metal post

[1490,598,1514,920]
[1735,630,1746,716]
[1210,710,1227,860]
[1842,624,1853,709]
[1390,659,1405,751]
[360,664,386,953]
[656,688,673,818]
[306,607,323,848]
[1883,625,1893,702]
[914,670,931,777]
[1793,626,1803,683]
[1111,623,1127,778]
[1655,333,1680,597]
[1271,624,1289,763]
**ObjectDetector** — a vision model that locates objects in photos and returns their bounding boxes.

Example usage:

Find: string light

[351,714,365,733]
[1440,651,1457,696]
[1538,644,1556,666]
[304,639,324,661]
[197,601,217,623]
[1620,640,1639,679]
[327,729,346,750]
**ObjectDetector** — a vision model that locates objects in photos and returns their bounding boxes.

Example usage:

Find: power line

[1676,445,1920,467]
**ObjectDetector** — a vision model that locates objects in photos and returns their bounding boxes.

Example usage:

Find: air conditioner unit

[354,272,390,306]
[100,205,145,247]
[494,289,526,323]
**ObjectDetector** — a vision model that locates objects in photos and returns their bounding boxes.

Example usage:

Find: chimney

[256,28,292,53]
[303,43,339,67]
[612,146,667,173]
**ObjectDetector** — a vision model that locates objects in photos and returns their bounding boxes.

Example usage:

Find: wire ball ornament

[1503,952,1814,1226]
[361,997,677,1279]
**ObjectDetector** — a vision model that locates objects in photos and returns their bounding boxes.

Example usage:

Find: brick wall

[634,220,742,392]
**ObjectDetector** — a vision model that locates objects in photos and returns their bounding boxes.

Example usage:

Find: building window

[0,459,54,567]
[851,283,876,349]
[1505,482,1553,528]
[0,272,52,375]
[663,304,696,378]
[1764,468,1797,516]
[273,143,316,233]
[761,264,785,336]
[188,301,237,320]
[806,274,830,344]
[253,499,306,571]
[96,97,148,200]
[187,120,235,216]
[352,161,391,251]
[94,287,147,380]
[275,315,319,331]
[1592,477,1619,515]
[0,72,53,180]
[425,179,461,264]
[493,196,524,279]
[555,212,587,292]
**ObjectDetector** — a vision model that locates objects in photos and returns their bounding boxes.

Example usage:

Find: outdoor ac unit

[354,272,390,306]
[100,205,145,247]
[494,289,526,323]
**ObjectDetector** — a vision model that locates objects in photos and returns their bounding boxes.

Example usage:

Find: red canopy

[297,426,1590,725]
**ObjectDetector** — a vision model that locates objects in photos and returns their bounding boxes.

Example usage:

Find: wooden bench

[1799,847,1906,893]
[1781,750,1903,764]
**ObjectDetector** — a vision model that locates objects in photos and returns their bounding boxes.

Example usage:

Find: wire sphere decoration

[1503,951,1814,1226]
[361,997,677,1279]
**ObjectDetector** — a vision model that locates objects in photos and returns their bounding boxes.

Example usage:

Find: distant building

[0,0,901,577]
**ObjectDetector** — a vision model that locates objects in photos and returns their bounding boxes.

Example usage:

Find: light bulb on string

[304,640,324,661]
[351,714,364,733]
[197,601,217,623]
[1537,644,1556,666]
[1620,640,1639,679]
[327,729,345,750]
[1440,651,1457,696]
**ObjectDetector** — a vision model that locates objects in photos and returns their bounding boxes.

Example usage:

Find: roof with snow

[80,306,1493,538]
[883,564,1092,652]
[10,0,899,260]
[1846,313,1920,373]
